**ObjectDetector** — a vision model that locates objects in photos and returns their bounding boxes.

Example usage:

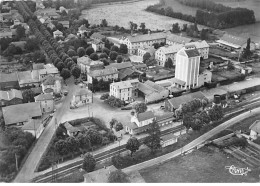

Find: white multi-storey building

[175,48,201,89]
[110,81,133,101]
[155,44,183,66]
[185,40,209,59]
[123,32,167,55]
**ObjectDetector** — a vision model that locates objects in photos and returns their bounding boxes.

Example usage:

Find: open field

[140,146,259,182]
[81,0,207,31]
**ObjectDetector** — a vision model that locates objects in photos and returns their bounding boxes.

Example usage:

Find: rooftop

[89,67,118,77]
[161,133,177,141]
[170,78,186,86]
[77,56,104,66]
[42,75,61,85]
[64,122,81,133]
[167,91,206,109]
[0,73,18,83]
[0,89,23,101]
[90,32,106,40]
[34,93,53,101]
[158,44,183,55]
[136,111,155,122]
[2,102,42,125]
[33,63,45,70]
[17,71,40,84]
[138,80,166,95]
[74,88,92,96]
[127,32,167,43]
[53,30,63,34]
[118,68,135,80]
[166,34,192,44]
[218,33,247,47]
[178,48,200,58]
[111,80,133,89]
[185,40,209,49]
[105,62,133,70]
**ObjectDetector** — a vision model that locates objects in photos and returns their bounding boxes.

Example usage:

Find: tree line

[146,0,255,29]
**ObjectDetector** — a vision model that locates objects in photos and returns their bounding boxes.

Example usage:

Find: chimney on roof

[148,30,151,35]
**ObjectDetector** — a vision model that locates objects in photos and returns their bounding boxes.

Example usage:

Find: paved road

[123,107,260,174]
[14,78,76,183]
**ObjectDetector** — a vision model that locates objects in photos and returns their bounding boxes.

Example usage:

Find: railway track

[32,125,185,182]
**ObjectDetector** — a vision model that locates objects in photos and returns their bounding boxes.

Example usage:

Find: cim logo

[225,165,251,176]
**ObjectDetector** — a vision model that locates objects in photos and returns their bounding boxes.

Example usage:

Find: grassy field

[140,146,259,182]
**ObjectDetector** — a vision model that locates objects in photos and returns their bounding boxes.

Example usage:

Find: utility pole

[15,153,18,171]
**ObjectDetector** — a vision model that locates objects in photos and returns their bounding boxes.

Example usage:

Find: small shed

[160,133,178,147]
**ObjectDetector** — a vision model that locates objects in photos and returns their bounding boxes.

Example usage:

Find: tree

[145,57,155,67]
[67,49,77,57]
[183,113,194,130]
[15,25,26,39]
[171,23,180,33]
[143,52,151,63]
[77,47,85,57]
[114,122,123,132]
[99,53,108,59]
[200,29,209,40]
[56,23,64,31]
[126,137,140,156]
[67,61,76,70]
[25,38,39,51]
[101,19,108,27]
[108,170,129,183]
[144,120,161,154]
[227,61,235,70]
[164,57,174,68]
[102,47,110,55]
[119,44,128,54]
[198,110,211,125]
[208,105,224,121]
[111,45,119,52]
[140,23,146,33]
[56,61,65,72]
[116,55,123,63]
[85,47,94,56]
[89,53,99,60]
[55,139,69,156]
[71,65,81,79]
[22,89,35,103]
[86,129,103,145]
[133,103,147,113]
[242,38,252,59]
[109,118,117,129]
[66,136,80,153]
[109,51,118,60]
[60,68,71,80]
[82,153,96,172]
[32,51,46,63]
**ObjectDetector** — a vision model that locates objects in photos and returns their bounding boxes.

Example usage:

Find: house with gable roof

[2,102,42,126]
[71,87,93,107]
[77,56,104,74]
[34,93,54,113]
[125,111,155,135]
[155,44,184,66]
[123,32,167,55]
[53,30,63,38]
[41,75,62,94]
[91,40,105,52]
[90,32,106,42]
[166,34,193,45]
[138,80,169,103]
[216,33,248,51]
[0,89,23,107]
[58,20,70,28]
[87,67,119,84]
[77,25,90,37]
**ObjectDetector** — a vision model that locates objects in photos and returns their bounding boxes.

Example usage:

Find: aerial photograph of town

[0,0,260,183]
